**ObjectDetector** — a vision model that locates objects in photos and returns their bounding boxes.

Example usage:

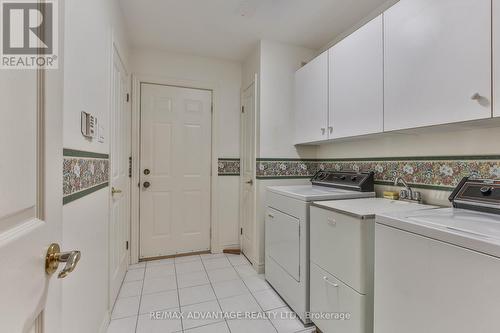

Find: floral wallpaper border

[63,149,110,205]
[218,158,241,176]
[256,156,500,191]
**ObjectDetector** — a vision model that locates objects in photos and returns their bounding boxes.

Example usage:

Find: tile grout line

[173,259,185,332]
[200,255,233,333]
[230,255,279,333]
[134,266,146,332]
[234,260,316,333]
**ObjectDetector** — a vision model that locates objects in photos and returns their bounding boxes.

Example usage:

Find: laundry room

[1,0,500,333]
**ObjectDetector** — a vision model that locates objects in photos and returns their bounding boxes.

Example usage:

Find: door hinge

[128,156,132,178]
[241,106,245,113]
[126,93,130,102]
[126,241,129,250]
[240,227,243,235]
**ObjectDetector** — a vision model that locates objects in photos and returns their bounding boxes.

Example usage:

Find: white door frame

[130,74,220,264]
[239,76,258,265]
[108,34,131,309]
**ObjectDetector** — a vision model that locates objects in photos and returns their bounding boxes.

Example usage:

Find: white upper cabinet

[384,0,492,131]
[329,15,383,138]
[294,51,328,144]
[495,0,500,117]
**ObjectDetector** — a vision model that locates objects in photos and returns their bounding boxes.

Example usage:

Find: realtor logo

[1,0,58,69]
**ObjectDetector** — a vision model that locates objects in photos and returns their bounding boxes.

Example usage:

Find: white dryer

[265,170,375,323]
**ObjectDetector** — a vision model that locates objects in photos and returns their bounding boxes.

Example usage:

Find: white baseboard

[254,262,265,274]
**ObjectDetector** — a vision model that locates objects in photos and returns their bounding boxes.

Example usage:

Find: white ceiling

[118,0,389,61]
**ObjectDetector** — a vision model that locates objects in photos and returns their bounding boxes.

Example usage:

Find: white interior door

[240,83,256,261]
[0,48,67,333]
[109,46,131,304]
[140,83,212,259]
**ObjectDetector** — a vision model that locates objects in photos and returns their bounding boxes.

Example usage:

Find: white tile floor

[107,254,316,333]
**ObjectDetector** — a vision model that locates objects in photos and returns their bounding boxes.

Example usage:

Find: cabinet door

[495,0,500,117]
[384,0,492,131]
[294,51,328,144]
[330,15,383,138]
[375,224,500,333]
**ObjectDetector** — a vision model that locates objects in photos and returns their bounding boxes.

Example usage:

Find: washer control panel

[311,170,374,192]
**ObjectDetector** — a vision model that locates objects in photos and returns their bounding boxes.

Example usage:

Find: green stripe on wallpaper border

[63,148,109,159]
[63,182,109,205]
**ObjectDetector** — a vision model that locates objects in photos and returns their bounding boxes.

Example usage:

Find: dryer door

[266,208,300,281]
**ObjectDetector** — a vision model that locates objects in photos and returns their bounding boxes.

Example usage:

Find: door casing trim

[130,74,220,263]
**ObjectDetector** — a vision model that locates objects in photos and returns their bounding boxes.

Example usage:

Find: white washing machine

[375,177,500,333]
[265,170,375,323]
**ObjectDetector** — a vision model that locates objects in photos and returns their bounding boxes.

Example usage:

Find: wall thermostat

[81,111,96,138]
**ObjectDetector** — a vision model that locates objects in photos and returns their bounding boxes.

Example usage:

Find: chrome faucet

[394,176,423,203]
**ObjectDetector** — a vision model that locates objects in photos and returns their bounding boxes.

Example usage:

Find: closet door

[384,0,492,131]
[329,15,383,138]
[294,51,328,144]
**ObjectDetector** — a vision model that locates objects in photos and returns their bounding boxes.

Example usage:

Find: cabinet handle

[471,93,481,100]
[268,213,274,219]
[328,126,333,133]
[323,276,339,287]
[321,128,326,134]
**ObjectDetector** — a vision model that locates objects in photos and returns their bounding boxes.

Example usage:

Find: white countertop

[311,197,437,219]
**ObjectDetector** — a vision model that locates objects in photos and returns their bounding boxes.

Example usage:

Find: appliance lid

[311,198,437,219]
[377,208,500,258]
[267,185,375,202]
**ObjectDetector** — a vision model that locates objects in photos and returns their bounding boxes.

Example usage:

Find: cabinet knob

[471,93,481,100]
[323,276,339,287]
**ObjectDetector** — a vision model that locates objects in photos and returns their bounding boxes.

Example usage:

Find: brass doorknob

[46,243,81,279]
[111,187,122,195]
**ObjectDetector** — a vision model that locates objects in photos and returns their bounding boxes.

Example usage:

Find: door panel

[140,84,212,258]
[294,51,329,144]
[240,83,256,262]
[267,208,300,281]
[0,29,64,333]
[384,0,492,131]
[109,46,131,305]
[330,15,383,138]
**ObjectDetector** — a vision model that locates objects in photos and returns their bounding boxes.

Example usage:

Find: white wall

[242,40,319,268]
[131,49,242,250]
[62,0,130,332]
[259,40,317,158]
